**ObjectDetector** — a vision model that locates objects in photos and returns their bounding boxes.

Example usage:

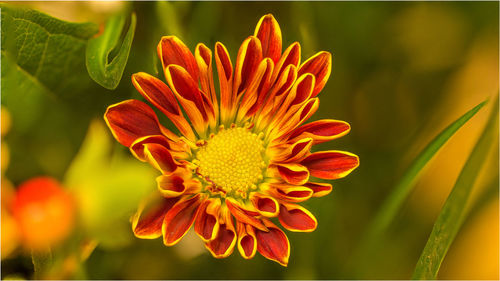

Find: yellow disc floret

[196,127,266,197]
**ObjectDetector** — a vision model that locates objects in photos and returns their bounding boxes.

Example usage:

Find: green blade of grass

[412,97,498,280]
[350,100,487,274]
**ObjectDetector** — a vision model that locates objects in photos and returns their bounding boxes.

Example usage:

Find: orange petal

[271,137,313,163]
[249,192,279,217]
[132,72,195,141]
[272,42,300,84]
[255,220,290,266]
[156,171,200,198]
[304,182,333,197]
[278,203,317,232]
[226,198,267,231]
[143,143,178,174]
[233,36,263,101]
[162,194,203,246]
[130,135,171,161]
[104,100,164,147]
[236,58,274,121]
[132,194,179,239]
[298,51,331,97]
[301,151,359,180]
[275,163,310,185]
[288,119,351,145]
[194,198,221,242]
[205,207,237,258]
[157,36,199,81]
[165,65,209,135]
[254,14,282,63]
[272,97,319,140]
[266,183,313,203]
[195,43,219,122]
[237,223,257,259]
[215,42,233,124]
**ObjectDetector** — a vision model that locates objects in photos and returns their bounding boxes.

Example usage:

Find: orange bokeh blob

[12,177,75,250]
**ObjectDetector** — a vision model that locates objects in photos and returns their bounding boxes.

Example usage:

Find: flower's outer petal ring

[255,220,290,267]
[301,151,359,180]
[132,193,179,239]
[254,14,282,63]
[162,194,203,246]
[157,36,199,81]
[104,99,164,147]
[278,203,317,232]
[298,51,332,97]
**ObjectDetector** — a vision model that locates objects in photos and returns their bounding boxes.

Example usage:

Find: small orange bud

[12,177,75,250]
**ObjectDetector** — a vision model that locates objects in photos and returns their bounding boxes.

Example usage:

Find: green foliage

[1,4,98,130]
[65,121,156,249]
[354,100,487,265]
[412,98,498,279]
[86,13,136,90]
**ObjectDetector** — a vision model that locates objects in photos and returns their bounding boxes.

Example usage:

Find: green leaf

[1,4,98,131]
[351,100,487,271]
[412,97,498,280]
[86,13,136,90]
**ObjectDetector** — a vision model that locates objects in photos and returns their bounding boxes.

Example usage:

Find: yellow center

[196,127,266,196]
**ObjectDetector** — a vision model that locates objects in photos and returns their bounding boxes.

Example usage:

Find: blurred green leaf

[31,248,53,279]
[155,1,184,38]
[86,13,136,90]
[1,4,98,131]
[65,120,156,248]
[352,100,487,270]
[412,97,498,279]
[366,101,485,238]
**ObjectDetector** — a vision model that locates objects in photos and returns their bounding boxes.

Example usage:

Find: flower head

[105,14,359,266]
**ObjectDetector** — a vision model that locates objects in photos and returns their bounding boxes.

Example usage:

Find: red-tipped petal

[205,208,236,258]
[104,100,164,147]
[288,119,351,144]
[132,194,179,239]
[249,192,279,217]
[267,183,314,203]
[272,138,313,163]
[132,73,195,140]
[298,51,331,97]
[254,14,282,63]
[226,198,267,231]
[157,36,199,81]
[278,203,317,232]
[233,36,263,97]
[255,220,290,266]
[237,223,257,259]
[301,151,359,180]
[272,42,300,83]
[275,163,310,185]
[143,143,177,174]
[162,194,203,246]
[194,198,221,242]
[304,182,333,197]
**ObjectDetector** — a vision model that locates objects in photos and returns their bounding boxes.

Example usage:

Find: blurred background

[1,1,498,279]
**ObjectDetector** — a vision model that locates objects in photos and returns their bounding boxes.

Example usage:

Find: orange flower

[105,14,359,266]
[12,177,75,251]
